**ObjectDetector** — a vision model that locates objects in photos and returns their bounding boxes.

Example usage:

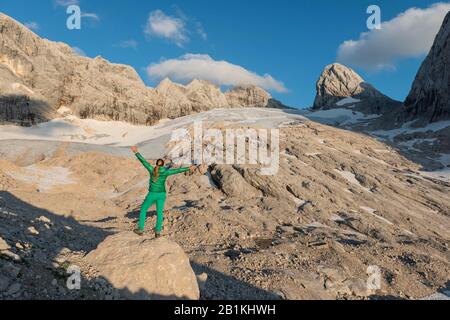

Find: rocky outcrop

[404,11,450,123]
[313,63,401,114]
[85,232,200,300]
[210,165,261,198]
[225,85,286,109]
[0,13,285,126]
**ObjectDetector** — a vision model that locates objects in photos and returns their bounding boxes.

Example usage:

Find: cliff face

[0,13,285,126]
[404,11,450,123]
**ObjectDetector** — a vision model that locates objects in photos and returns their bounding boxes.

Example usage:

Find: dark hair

[153,159,165,181]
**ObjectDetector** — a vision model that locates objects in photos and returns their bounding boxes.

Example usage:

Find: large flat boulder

[85,232,199,300]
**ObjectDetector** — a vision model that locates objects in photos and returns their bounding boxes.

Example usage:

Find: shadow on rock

[0,191,281,300]
[0,94,54,126]
[191,263,281,300]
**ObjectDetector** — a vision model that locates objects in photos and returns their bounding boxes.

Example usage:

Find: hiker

[131,146,195,237]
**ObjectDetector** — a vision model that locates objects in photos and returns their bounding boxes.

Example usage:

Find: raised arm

[166,167,191,176]
[131,147,154,172]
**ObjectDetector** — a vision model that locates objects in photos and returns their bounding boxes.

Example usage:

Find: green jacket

[135,153,190,193]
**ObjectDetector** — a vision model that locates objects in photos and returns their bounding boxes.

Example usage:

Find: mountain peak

[313,63,366,109]
[313,63,389,110]
[323,63,364,83]
[186,79,218,90]
[155,77,184,92]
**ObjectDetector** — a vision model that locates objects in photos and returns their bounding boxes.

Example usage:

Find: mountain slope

[404,11,450,124]
[0,108,449,299]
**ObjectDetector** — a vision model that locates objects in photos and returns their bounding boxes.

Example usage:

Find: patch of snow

[373,148,391,154]
[370,120,450,142]
[336,97,361,106]
[418,153,450,183]
[398,138,437,152]
[308,108,359,119]
[420,168,450,183]
[8,165,75,192]
[360,206,393,226]
[307,108,380,126]
[330,214,346,223]
[0,108,308,147]
[334,169,371,192]
[438,153,450,167]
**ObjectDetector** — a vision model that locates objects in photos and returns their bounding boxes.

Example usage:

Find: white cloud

[54,0,79,6]
[147,54,287,93]
[196,22,207,40]
[337,2,450,71]
[115,40,138,50]
[144,10,188,47]
[72,46,86,57]
[81,12,100,21]
[24,22,40,32]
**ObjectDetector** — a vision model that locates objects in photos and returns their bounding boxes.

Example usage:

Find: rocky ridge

[0,13,285,126]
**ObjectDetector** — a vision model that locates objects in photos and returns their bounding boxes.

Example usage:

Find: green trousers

[138,192,167,232]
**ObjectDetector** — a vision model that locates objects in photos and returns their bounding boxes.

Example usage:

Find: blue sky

[0,0,448,108]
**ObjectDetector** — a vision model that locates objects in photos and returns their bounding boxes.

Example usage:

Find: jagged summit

[186,78,217,88]
[404,11,450,123]
[314,63,364,107]
[312,63,401,115]
[155,78,185,92]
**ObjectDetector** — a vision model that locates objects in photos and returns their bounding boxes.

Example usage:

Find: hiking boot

[155,231,161,239]
[133,229,144,236]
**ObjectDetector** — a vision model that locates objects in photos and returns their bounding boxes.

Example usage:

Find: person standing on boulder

[131,146,195,238]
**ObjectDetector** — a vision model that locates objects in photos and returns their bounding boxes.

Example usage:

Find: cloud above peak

[337,3,450,71]
[54,0,79,6]
[24,22,40,32]
[144,9,207,47]
[81,12,100,21]
[144,10,188,47]
[147,54,287,93]
[115,40,138,50]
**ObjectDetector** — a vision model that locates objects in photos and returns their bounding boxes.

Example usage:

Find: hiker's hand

[131,146,138,154]
[189,165,196,172]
